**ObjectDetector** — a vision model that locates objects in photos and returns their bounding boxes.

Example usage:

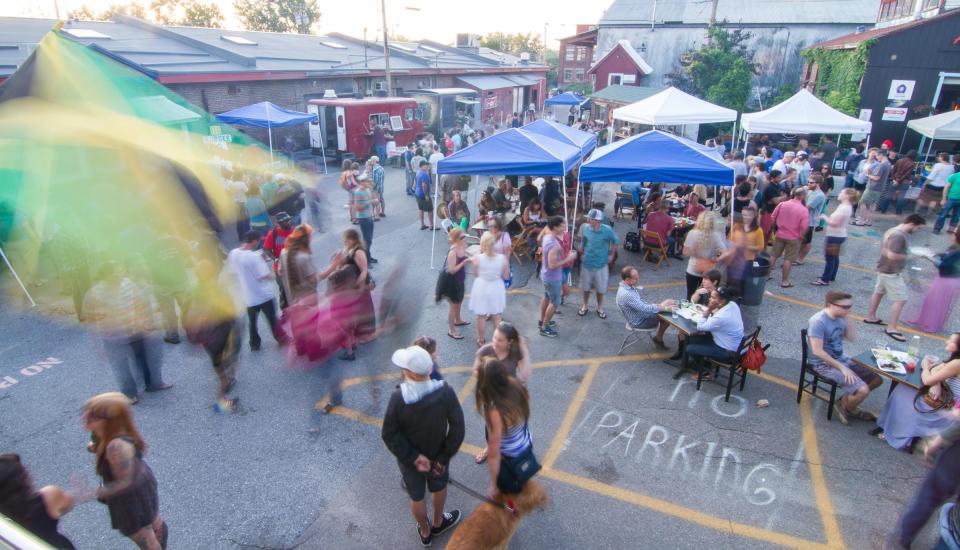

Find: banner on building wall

[887,80,916,101]
[882,107,908,122]
[852,109,872,141]
[484,95,498,110]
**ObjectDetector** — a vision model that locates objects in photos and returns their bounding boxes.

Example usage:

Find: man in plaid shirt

[614,265,675,349]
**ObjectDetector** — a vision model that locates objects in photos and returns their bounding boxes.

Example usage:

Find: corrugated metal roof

[807,7,960,50]
[589,85,667,104]
[600,0,880,25]
[456,75,521,90]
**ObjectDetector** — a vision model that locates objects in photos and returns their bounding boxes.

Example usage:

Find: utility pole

[380,0,393,96]
[363,27,368,68]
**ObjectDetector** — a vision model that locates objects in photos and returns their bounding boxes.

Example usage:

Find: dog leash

[447,476,516,516]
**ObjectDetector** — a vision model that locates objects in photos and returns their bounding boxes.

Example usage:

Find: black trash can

[741,256,771,306]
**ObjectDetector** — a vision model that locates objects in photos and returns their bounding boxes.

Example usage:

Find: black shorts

[803,227,814,245]
[399,461,448,502]
[417,197,433,213]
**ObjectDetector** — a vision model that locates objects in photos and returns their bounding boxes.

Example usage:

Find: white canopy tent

[907,110,960,163]
[908,110,960,141]
[740,89,872,135]
[612,86,738,126]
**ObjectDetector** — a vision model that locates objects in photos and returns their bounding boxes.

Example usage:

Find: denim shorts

[544,280,563,305]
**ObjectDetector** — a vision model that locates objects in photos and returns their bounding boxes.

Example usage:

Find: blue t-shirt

[808,310,846,366]
[581,224,620,270]
[415,170,431,198]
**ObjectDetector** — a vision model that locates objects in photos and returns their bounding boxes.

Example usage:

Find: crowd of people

[7,120,960,550]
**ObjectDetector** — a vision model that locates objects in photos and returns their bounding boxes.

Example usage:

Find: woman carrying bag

[475,359,540,497]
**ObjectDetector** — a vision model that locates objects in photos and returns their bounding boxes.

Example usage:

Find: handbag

[914,382,955,413]
[496,444,542,494]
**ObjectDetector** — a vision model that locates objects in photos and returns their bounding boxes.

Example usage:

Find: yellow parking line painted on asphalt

[541,361,602,470]
[799,398,848,550]
[457,373,476,404]
[765,291,948,342]
[755,370,801,391]
[800,256,878,275]
[541,468,833,550]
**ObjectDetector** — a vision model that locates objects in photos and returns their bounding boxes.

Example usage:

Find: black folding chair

[698,326,762,402]
[797,328,840,421]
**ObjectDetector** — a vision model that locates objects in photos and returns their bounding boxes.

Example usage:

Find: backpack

[741,338,769,372]
[624,231,641,252]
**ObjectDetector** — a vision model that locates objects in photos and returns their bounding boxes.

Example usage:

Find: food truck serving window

[404,108,414,121]
[369,113,390,127]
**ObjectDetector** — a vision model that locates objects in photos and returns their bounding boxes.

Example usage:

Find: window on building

[565,47,574,61]
[563,69,573,82]
[878,0,913,20]
[575,69,584,82]
[922,0,941,9]
[608,73,624,86]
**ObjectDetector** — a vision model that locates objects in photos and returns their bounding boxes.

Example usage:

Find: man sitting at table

[491,179,512,213]
[671,183,693,199]
[684,286,744,377]
[615,266,675,347]
[643,200,676,258]
[807,290,882,424]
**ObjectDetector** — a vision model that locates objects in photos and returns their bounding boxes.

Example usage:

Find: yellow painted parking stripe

[541,468,833,550]
[541,361,602,470]
[799,398,847,549]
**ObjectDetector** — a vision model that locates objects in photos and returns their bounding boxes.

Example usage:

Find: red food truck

[307,97,424,161]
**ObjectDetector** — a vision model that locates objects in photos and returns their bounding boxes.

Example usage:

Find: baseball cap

[797,151,808,158]
[783,150,796,157]
[275,212,292,223]
[882,139,894,148]
[391,346,433,375]
[587,209,603,221]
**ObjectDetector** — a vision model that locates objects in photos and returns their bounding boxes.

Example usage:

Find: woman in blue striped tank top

[877,333,960,450]
[475,359,536,497]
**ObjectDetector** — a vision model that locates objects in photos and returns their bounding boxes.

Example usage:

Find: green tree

[68,2,147,20]
[181,1,224,27]
[480,32,543,58]
[234,0,321,34]
[800,41,873,116]
[666,24,756,113]
[544,48,558,88]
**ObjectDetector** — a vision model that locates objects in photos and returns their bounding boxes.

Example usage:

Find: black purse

[496,445,542,494]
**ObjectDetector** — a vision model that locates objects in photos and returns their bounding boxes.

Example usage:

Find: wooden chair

[511,227,533,264]
[616,303,658,355]
[797,328,840,421]
[639,229,670,270]
[698,326,762,402]
[615,192,637,220]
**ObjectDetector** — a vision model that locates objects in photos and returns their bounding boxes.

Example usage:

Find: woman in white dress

[469,232,509,347]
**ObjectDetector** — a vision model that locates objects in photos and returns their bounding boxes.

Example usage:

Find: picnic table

[658,302,706,379]
[472,210,518,233]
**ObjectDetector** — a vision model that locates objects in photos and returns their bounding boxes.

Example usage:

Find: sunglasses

[830,303,853,309]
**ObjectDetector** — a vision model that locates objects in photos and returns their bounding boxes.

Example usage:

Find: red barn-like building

[587,40,654,92]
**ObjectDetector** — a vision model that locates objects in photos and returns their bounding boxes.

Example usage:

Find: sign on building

[882,107,908,122]
[887,80,916,101]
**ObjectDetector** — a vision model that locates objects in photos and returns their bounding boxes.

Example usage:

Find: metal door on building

[336,106,346,151]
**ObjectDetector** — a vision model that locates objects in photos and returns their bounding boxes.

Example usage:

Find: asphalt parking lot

[1,165,955,549]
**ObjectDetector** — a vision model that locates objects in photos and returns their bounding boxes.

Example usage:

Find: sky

[2,0,609,48]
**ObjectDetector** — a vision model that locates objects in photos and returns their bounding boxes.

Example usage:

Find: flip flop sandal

[578,307,588,316]
[475,449,488,464]
[851,410,879,421]
[454,320,471,326]
[780,283,794,288]
[448,332,464,340]
[863,319,887,326]
[811,280,828,286]
[597,310,607,319]
[885,330,907,343]
[793,261,805,265]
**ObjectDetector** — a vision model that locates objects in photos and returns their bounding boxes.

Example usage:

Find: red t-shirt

[684,203,705,220]
[264,226,294,272]
[644,212,674,245]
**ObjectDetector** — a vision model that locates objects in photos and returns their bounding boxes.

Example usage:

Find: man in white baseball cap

[382,346,465,546]
[578,208,620,319]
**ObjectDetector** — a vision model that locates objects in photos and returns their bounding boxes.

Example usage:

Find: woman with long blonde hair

[682,211,731,298]
[83,393,167,549]
[468,231,509,347]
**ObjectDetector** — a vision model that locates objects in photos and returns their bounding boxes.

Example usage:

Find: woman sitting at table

[665,269,722,362]
[486,216,513,257]
[479,187,497,217]
[683,192,706,221]
[682,286,744,379]
[876,333,960,450]
[522,198,545,258]
[447,190,470,231]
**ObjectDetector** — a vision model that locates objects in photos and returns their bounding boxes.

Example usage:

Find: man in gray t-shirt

[807,290,881,424]
[865,214,926,343]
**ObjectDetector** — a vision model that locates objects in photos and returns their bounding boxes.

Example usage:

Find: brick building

[557,25,597,89]
[0,16,546,147]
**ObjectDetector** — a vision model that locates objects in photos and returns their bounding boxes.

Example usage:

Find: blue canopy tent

[432,128,583,268]
[544,92,585,106]
[579,130,734,186]
[216,101,319,166]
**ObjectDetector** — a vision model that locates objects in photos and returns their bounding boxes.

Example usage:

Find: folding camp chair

[640,229,670,270]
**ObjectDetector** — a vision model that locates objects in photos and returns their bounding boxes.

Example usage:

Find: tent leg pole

[318,124,328,175]
[562,175,569,229]
[268,126,274,164]
[0,247,35,307]
[430,173,439,269]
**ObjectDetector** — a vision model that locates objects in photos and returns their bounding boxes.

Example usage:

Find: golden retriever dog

[445,479,548,550]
